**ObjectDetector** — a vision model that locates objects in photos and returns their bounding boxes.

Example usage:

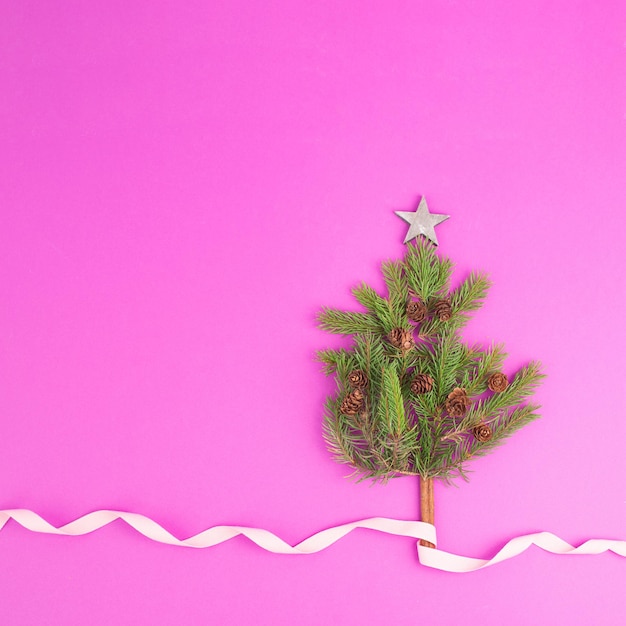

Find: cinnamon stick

[419,476,435,548]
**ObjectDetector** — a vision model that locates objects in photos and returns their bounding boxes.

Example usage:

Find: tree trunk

[419,476,435,548]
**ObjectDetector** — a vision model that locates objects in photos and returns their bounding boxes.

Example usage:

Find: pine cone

[410,373,434,394]
[347,369,368,390]
[387,328,414,352]
[473,423,493,442]
[406,300,427,323]
[488,372,509,392]
[445,387,470,417]
[340,389,364,415]
[434,298,452,321]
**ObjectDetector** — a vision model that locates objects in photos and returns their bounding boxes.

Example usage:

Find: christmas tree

[317,201,544,548]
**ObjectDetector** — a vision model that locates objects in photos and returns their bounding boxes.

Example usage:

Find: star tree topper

[395,197,450,246]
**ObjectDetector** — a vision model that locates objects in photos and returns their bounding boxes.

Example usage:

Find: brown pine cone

[488,372,509,392]
[410,373,434,394]
[340,389,364,415]
[387,328,414,352]
[473,423,493,442]
[406,300,427,323]
[445,387,470,417]
[434,298,452,321]
[347,369,368,390]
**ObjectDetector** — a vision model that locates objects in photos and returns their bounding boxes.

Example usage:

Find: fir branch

[389,367,408,435]
[462,361,544,427]
[449,271,491,326]
[381,260,408,300]
[403,239,453,301]
[415,272,490,338]
[322,398,389,479]
[376,367,407,435]
[353,334,387,384]
[462,343,507,395]
[467,403,542,459]
[351,283,400,331]
[430,332,466,405]
[414,413,434,467]
[381,260,411,322]
[322,399,361,468]
[317,307,381,335]
[316,348,353,375]
[351,283,386,314]
[387,427,419,473]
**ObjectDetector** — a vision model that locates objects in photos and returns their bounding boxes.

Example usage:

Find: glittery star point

[395,197,450,246]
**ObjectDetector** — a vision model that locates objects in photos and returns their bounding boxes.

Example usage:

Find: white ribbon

[417,533,626,572]
[1,509,624,572]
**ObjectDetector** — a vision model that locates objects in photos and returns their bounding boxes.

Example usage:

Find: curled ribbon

[1,509,624,572]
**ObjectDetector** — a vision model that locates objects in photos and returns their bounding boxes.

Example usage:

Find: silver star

[395,197,450,246]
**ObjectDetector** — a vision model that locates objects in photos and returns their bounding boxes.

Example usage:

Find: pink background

[1,1,626,623]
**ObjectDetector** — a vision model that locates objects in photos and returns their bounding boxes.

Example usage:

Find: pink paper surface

[1,1,626,623]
